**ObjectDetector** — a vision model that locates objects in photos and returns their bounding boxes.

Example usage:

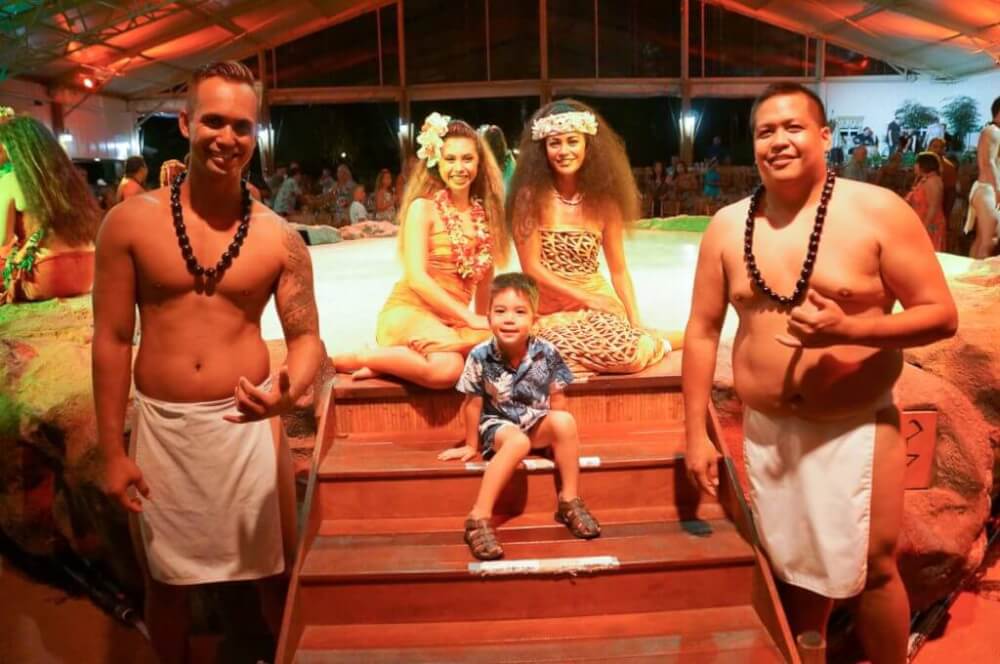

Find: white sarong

[743,393,893,598]
[131,380,284,585]
[964,180,997,235]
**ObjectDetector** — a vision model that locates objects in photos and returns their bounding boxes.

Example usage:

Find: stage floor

[261,230,975,353]
[261,230,721,353]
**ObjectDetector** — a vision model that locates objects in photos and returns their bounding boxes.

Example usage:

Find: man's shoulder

[833,178,915,236]
[704,197,750,240]
[100,188,168,239]
[834,177,899,206]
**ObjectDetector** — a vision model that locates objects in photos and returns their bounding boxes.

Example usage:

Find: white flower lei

[416,112,451,168]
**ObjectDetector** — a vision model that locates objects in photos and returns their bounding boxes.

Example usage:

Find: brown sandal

[464,517,504,560]
[555,497,601,539]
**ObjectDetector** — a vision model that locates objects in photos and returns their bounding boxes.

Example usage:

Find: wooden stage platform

[276,355,801,663]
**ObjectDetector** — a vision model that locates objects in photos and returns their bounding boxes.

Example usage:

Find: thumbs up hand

[775,289,850,348]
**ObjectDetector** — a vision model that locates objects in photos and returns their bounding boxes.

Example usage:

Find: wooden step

[314,420,717,523]
[331,354,685,435]
[317,504,729,536]
[295,606,783,663]
[296,519,755,625]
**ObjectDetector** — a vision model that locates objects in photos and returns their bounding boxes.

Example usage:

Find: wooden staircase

[277,354,800,663]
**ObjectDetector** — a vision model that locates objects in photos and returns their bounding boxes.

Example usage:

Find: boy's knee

[498,429,531,455]
[548,410,577,437]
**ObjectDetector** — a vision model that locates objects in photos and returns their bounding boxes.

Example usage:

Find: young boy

[348,183,368,224]
[438,272,601,560]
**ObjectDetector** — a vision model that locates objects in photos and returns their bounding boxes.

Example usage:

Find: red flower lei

[434,188,492,282]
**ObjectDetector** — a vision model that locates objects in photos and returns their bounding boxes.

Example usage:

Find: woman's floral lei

[0,107,14,121]
[434,188,492,282]
[416,112,451,168]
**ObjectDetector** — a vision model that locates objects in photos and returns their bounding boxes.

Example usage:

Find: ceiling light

[83,77,95,89]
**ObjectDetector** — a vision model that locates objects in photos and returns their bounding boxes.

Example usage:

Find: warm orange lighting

[82,77,95,89]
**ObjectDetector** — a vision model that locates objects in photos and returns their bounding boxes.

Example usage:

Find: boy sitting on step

[438,272,601,560]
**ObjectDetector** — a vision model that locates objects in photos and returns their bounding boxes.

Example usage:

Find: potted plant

[939,96,981,150]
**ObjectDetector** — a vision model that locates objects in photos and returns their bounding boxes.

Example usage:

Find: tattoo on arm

[276,223,320,339]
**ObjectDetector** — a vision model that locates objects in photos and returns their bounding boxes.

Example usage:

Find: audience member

[158,159,186,188]
[841,146,870,182]
[706,135,728,162]
[702,158,721,204]
[317,167,335,194]
[875,151,910,196]
[333,163,356,225]
[348,183,368,224]
[266,165,287,199]
[927,138,957,220]
[479,124,516,193]
[372,168,396,221]
[117,156,147,202]
[906,152,946,251]
[271,164,302,215]
[647,161,669,217]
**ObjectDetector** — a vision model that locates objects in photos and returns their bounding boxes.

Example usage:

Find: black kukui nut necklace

[170,171,250,281]
[743,169,835,307]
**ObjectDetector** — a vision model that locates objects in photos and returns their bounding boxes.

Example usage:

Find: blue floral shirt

[456,336,574,437]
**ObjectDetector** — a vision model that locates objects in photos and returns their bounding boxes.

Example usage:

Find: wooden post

[680,0,693,164]
[257,49,274,177]
[539,0,551,104]
[397,0,411,169]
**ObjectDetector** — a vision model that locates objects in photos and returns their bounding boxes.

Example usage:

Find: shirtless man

[93,61,323,664]
[683,83,957,663]
[116,155,147,203]
[965,97,1000,258]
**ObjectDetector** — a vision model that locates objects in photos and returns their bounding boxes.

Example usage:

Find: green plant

[894,100,939,132]
[940,96,981,150]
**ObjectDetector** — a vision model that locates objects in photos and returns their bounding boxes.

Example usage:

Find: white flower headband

[531,111,598,141]
[416,112,451,168]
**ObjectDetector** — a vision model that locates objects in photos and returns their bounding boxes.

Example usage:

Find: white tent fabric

[0,0,997,98]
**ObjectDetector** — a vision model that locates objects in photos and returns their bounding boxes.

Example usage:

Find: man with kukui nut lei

[684,82,957,663]
[93,61,322,664]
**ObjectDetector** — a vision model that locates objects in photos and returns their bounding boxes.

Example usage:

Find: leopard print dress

[533,225,665,376]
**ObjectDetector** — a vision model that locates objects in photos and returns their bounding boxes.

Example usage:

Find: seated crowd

[636,155,761,217]
[266,161,407,227]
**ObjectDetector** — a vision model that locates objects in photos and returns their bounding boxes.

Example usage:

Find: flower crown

[531,111,598,141]
[0,106,14,121]
[416,112,451,168]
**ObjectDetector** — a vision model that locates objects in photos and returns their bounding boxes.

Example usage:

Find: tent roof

[0,0,388,97]
[1,0,998,99]
[714,0,1000,80]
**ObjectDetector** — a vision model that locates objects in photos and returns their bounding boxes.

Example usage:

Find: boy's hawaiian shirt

[456,336,574,438]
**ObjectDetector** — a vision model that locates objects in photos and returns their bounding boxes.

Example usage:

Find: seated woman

[1,113,101,304]
[905,152,946,252]
[332,114,509,388]
[507,99,682,376]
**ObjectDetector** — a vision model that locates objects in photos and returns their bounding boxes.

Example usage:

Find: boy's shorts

[480,421,515,460]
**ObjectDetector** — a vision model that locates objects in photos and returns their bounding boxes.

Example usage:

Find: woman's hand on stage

[464,313,490,331]
[225,367,296,423]
[103,455,150,513]
[685,435,720,497]
[438,445,478,462]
